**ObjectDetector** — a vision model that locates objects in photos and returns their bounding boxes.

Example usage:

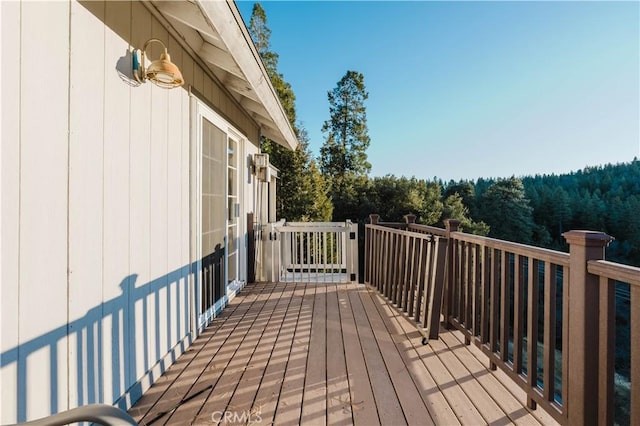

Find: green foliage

[478,177,536,243]
[249,3,279,81]
[278,128,332,222]
[444,180,476,215]
[367,176,443,224]
[320,70,372,222]
[442,193,489,236]
[320,70,371,179]
[302,159,334,222]
[521,159,640,264]
[434,160,640,266]
[248,3,333,222]
[325,174,380,222]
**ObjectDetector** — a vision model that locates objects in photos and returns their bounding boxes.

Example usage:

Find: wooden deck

[129,282,559,425]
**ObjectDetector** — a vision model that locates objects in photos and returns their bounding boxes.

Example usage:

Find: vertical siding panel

[68,0,105,410]
[228,104,240,129]
[220,91,229,117]
[167,36,184,349]
[129,1,151,393]
[210,80,221,108]
[19,1,70,421]
[149,17,169,368]
[181,53,194,91]
[0,1,21,422]
[181,88,192,338]
[193,63,204,96]
[102,0,131,402]
[202,70,212,101]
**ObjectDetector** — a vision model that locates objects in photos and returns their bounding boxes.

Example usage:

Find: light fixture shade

[145,50,184,89]
[132,39,184,89]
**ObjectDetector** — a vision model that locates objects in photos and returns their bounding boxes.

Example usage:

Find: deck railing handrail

[449,231,571,267]
[365,214,638,426]
[588,259,640,286]
[407,223,448,237]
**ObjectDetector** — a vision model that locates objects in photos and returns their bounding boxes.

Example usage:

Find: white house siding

[18,2,71,423]
[67,0,106,414]
[1,0,22,423]
[0,1,262,423]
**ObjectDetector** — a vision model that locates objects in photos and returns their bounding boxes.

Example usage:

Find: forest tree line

[362,161,640,267]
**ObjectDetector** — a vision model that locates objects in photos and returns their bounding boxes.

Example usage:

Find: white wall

[0,1,261,422]
[1,0,22,422]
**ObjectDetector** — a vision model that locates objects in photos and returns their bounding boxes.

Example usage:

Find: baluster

[527,258,539,409]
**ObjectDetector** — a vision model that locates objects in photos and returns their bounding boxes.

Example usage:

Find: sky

[236,1,640,182]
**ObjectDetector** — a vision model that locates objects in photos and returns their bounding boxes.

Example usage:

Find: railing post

[404,214,416,224]
[443,219,460,330]
[369,214,380,225]
[562,230,613,426]
[347,220,358,283]
[427,236,449,339]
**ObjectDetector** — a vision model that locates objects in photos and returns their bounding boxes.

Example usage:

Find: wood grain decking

[129,282,559,426]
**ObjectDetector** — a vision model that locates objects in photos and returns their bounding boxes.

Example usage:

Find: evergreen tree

[478,177,536,243]
[248,3,278,74]
[248,3,332,221]
[368,176,443,224]
[285,127,332,222]
[442,193,489,235]
[444,180,475,209]
[320,70,371,221]
[320,70,371,177]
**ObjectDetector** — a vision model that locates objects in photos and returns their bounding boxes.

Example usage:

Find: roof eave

[150,0,298,151]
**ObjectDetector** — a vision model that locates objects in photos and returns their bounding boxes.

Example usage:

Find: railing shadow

[0,262,205,422]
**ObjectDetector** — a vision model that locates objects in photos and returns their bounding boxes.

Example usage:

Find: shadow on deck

[129,281,558,425]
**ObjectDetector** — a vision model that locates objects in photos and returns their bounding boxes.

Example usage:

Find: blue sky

[237,1,639,182]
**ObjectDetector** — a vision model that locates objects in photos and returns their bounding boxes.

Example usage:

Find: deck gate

[264,221,358,283]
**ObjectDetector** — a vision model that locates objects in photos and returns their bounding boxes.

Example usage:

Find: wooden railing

[445,226,571,423]
[364,215,448,343]
[586,260,640,426]
[365,214,639,426]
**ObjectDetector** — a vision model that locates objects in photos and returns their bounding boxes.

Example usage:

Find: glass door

[199,116,227,322]
[192,98,245,327]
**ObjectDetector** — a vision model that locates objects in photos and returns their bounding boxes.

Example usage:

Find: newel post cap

[444,219,461,232]
[369,214,380,225]
[404,214,416,224]
[562,230,614,247]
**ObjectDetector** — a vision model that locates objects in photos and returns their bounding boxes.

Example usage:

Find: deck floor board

[129,282,560,426]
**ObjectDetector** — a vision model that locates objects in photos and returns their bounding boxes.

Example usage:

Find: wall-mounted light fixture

[253,153,269,169]
[132,39,184,89]
[253,153,271,182]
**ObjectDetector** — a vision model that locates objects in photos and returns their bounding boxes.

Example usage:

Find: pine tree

[320,70,371,178]
[320,70,371,221]
[248,4,278,74]
[442,193,489,235]
[248,3,332,221]
[478,177,535,243]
